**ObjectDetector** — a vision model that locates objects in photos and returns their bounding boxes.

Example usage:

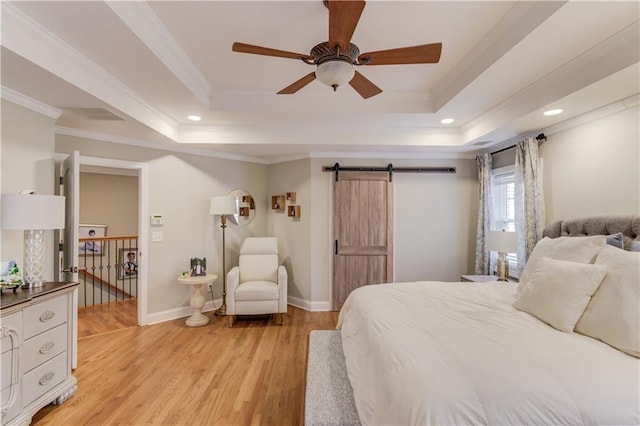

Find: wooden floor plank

[32,307,338,425]
[77,298,138,338]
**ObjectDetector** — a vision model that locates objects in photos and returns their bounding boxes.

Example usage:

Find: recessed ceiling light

[543,109,563,116]
[440,118,454,124]
[187,115,201,121]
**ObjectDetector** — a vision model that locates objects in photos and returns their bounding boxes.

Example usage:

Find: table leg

[185,283,210,327]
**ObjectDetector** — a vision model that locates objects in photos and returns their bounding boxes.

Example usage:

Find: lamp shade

[2,194,65,230]
[488,230,518,253]
[316,59,355,88]
[210,196,237,216]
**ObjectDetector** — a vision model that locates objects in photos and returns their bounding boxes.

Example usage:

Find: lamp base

[214,304,227,316]
[496,252,509,282]
[23,229,46,288]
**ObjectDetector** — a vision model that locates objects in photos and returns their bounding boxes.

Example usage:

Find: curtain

[474,153,492,274]
[515,137,545,273]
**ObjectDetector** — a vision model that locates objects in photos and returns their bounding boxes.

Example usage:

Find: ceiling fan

[232,0,442,99]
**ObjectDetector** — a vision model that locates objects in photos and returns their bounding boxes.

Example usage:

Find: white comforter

[337,281,640,426]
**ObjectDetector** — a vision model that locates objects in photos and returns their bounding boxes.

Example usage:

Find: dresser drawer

[22,352,67,404]
[23,323,67,373]
[1,311,22,354]
[23,295,68,338]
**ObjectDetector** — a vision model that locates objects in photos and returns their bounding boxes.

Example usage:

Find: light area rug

[305,330,361,426]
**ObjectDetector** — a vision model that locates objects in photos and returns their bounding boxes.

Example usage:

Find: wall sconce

[2,193,65,287]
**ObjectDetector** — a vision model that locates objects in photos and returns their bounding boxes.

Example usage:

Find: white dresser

[1,282,78,425]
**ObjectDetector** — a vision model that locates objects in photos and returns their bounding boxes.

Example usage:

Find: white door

[62,150,80,369]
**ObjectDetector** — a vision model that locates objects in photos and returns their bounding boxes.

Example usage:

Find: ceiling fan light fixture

[316,59,355,91]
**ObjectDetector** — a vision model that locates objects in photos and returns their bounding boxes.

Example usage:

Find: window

[492,165,518,271]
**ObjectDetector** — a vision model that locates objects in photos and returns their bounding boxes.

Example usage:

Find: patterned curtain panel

[475,153,492,274]
[515,137,545,273]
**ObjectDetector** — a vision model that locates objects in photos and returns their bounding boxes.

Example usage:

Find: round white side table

[177,274,217,327]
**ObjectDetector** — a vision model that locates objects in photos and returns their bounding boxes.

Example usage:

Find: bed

[337,215,640,425]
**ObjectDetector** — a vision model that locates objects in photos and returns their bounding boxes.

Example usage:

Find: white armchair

[226,237,287,327]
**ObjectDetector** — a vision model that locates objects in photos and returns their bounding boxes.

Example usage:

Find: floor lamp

[2,193,65,287]
[210,196,237,316]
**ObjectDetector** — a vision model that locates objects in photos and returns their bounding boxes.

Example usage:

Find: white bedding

[337,281,640,425]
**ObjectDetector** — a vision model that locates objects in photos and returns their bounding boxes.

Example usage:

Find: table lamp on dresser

[2,192,65,287]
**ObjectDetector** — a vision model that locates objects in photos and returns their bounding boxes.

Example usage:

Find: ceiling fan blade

[277,72,317,94]
[328,0,365,50]
[349,71,382,99]
[232,42,312,61]
[359,43,442,65]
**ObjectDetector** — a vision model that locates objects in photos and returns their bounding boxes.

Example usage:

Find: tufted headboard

[543,215,640,250]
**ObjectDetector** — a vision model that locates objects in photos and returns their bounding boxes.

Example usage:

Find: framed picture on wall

[79,224,108,255]
[118,248,138,279]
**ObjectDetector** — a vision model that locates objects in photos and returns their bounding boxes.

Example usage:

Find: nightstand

[460,275,517,283]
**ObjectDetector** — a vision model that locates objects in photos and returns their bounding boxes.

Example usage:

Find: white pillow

[513,257,607,332]
[575,246,640,358]
[518,235,606,295]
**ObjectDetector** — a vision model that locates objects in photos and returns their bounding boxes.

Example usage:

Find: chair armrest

[226,266,240,315]
[277,265,288,313]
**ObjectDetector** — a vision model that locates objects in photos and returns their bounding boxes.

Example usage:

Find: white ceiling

[1,1,638,163]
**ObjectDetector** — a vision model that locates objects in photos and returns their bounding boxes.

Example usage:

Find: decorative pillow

[517,235,606,295]
[575,246,640,358]
[513,257,607,332]
[605,232,624,249]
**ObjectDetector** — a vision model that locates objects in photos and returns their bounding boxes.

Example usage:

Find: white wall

[79,172,138,236]
[541,106,640,222]
[56,135,268,316]
[270,157,478,311]
[1,100,57,281]
[267,159,311,307]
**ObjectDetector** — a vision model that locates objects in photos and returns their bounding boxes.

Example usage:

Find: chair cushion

[235,281,279,301]
[240,237,278,255]
[240,254,278,282]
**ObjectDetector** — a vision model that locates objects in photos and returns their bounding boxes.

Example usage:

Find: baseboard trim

[146,298,221,325]
[146,296,330,325]
[288,296,332,312]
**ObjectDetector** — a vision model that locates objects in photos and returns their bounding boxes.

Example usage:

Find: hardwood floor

[77,298,138,338]
[32,307,339,425]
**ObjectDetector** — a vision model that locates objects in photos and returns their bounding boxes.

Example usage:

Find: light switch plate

[152,231,163,242]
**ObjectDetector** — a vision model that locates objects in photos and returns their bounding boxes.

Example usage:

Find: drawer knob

[40,310,55,322]
[39,371,55,386]
[39,341,55,354]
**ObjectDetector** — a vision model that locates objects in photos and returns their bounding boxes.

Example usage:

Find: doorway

[76,167,139,337]
[59,154,149,329]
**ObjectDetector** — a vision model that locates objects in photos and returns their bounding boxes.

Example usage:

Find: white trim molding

[1,86,62,119]
[106,1,211,108]
[288,295,331,312]
[2,2,179,142]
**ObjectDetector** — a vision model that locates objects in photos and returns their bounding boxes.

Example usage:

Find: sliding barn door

[333,171,393,310]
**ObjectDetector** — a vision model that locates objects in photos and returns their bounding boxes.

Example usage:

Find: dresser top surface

[1,282,78,310]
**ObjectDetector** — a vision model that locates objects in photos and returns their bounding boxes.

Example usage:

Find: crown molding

[433,1,566,111]
[106,2,211,108]
[481,93,639,153]
[55,126,269,165]
[460,21,640,144]
[2,2,180,142]
[544,94,639,137]
[1,86,62,119]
